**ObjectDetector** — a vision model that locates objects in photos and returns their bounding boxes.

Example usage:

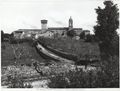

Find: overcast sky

[0,0,119,33]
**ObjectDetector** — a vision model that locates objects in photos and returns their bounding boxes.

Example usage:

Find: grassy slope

[1,42,45,66]
[1,37,100,66]
[38,37,100,60]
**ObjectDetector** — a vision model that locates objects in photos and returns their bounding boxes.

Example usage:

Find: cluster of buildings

[12,17,90,39]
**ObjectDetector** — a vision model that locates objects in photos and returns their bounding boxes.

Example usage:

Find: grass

[38,37,100,60]
[1,37,100,66]
[1,42,45,66]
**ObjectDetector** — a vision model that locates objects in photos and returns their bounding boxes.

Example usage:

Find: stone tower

[69,16,73,29]
[41,20,48,30]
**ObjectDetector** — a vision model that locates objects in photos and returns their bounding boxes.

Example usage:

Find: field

[1,37,100,88]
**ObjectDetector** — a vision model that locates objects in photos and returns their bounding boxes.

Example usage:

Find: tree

[94,1,119,87]
[85,34,93,42]
[79,32,85,39]
[67,29,76,38]
[1,30,4,42]
[94,0,119,56]
[11,42,32,65]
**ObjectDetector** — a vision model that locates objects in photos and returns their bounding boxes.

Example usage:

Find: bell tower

[69,16,73,29]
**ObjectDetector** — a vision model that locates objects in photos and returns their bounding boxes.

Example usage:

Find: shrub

[48,68,97,88]
[98,55,119,87]
[7,74,33,88]
[67,30,76,38]
[1,30,4,42]
[48,73,70,88]
[85,34,94,42]
[48,63,119,88]
[79,32,85,39]
[1,44,6,50]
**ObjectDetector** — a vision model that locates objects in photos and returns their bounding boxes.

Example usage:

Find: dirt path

[35,42,75,64]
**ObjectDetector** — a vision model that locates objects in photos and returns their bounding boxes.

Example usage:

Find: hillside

[1,38,100,66]
[1,38,100,88]
[38,37,100,61]
[1,42,45,66]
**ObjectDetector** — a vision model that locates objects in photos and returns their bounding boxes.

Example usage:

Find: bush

[9,37,33,44]
[85,34,94,42]
[7,74,33,88]
[1,30,4,42]
[79,32,85,39]
[9,37,19,44]
[1,44,6,50]
[48,62,119,88]
[48,73,70,88]
[99,55,119,87]
[67,30,76,38]
[48,68,97,88]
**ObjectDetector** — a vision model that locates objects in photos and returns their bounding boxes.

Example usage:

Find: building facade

[12,17,90,39]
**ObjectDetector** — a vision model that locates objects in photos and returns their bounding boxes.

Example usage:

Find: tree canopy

[67,29,76,38]
[94,0,119,56]
[1,30,4,42]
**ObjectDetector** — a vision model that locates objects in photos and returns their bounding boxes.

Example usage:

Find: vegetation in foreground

[48,55,119,88]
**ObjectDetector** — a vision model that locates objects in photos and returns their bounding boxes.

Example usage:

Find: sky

[0,0,119,34]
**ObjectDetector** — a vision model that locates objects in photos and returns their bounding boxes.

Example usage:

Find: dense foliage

[79,31,85,39]
[94,0,119,87]
[1,30,4,42]
[7,75,33,88]
[48,65,118,88]
[94,0,119,56]
[67,29,76,38]
[85,34,94,42]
